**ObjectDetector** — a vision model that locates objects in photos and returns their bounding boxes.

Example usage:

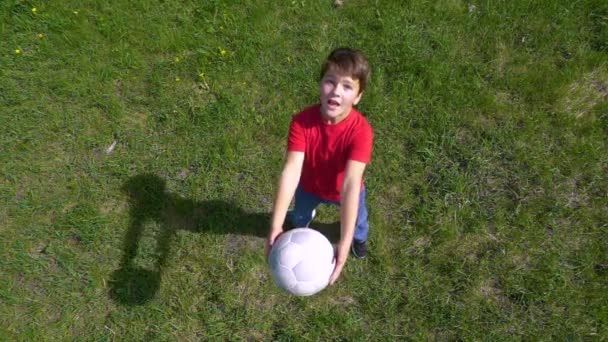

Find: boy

[266,47,373,285]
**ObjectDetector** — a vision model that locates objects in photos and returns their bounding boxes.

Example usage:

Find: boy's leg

[288,186,321,228]
[351,187,369,258]
[353,187,370,242]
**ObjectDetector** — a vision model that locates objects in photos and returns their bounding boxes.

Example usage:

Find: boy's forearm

[339,179,360,254]
[270,163,301,231]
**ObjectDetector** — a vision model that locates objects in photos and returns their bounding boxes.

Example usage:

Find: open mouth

[327,99,340,108]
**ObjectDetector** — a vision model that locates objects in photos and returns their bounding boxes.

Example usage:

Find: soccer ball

[269,228,335,296]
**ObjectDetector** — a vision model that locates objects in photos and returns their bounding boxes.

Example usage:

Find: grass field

[1,0,607,339]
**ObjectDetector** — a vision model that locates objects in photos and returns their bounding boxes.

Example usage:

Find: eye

[343,84,353,90]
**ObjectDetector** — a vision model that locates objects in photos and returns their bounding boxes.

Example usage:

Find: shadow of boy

[109,174,268,305]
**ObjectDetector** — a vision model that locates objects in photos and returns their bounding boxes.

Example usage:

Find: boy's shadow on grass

[108,174,270,306]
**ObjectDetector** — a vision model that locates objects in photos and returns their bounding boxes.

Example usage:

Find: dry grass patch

[328,294,357,307]
[509,252,531,272]
[494,41,510,76]
[494,91,520,108]
[100,196,128,215]
[121,111,150,130]
[0,208,11,232]
[225,233,264,255]
[407,235,432,256]
[436,232,503,267]
[559,67,608,119]
[561,176,591,210]
[477,278,510,308]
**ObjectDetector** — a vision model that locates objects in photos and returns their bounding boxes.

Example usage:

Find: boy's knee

[289,209,316,227]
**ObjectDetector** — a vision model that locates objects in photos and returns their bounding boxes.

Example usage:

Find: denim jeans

[288,186,369,242]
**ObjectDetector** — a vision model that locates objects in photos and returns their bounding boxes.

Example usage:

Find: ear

[353,91,363,106]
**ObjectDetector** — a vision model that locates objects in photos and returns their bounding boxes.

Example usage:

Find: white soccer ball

[268,228,335,296]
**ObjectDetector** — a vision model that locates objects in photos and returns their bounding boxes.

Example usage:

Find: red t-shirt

[287,104,373,201]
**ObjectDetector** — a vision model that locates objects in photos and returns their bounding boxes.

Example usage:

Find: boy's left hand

[328,247,348,285]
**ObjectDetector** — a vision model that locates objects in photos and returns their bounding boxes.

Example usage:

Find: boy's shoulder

[290,105,322,130]
[351,108,371,125]
[347,108,373,134]
[293,104,321,120]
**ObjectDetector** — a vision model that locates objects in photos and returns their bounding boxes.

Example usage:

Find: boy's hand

[265,228,283,262]
[328,247,348,285]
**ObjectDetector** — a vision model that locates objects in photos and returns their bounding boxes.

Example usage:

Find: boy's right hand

[265,228,283,262]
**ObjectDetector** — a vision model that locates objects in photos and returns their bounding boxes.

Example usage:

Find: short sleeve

[348,123,373,163]
[287,116,306,152]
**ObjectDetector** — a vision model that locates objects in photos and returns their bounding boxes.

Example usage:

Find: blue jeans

[288,186,369,242]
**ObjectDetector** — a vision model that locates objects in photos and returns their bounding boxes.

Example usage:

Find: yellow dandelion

[32,7,37,14]
[37,33,44,39]
[15,49,22,54]
[175,77,181,82]
[220,49,227,56]
[174,56,180,63]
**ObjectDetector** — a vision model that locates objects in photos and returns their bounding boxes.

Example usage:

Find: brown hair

[320,47,371,94]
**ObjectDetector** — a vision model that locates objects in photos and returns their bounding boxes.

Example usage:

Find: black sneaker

[351,240,367,259]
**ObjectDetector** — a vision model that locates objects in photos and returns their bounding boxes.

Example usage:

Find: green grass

[1,0,607,339]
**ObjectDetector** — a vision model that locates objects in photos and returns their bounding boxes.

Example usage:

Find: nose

[331,84,343,96]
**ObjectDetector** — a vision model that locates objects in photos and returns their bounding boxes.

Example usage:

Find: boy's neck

[320,106,353,125]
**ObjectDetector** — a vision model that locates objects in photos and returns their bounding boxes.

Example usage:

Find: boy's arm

[266,151,305,259]
[329,159,366,285]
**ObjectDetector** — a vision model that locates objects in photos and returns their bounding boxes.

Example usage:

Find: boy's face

[319,71,363,124]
